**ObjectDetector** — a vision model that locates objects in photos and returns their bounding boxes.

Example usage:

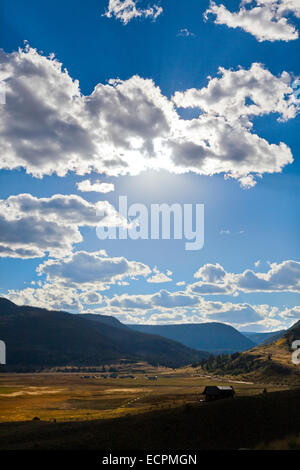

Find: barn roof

[202,385,234,394]
[204,386,233,390]
[216,386,234,390]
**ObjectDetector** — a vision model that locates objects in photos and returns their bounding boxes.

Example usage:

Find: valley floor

[0,367,299,450]
[0,366,290,423]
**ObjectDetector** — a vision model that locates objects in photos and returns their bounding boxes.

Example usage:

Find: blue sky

[0,0,299,331]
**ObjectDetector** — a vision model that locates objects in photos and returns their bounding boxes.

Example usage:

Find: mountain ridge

[128,322,255,354]
[0,298,208,370]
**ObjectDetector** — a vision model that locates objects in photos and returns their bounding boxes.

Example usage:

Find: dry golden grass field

[0,361,293,424]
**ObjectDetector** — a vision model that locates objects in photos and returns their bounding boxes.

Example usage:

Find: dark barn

[202,385,235,401]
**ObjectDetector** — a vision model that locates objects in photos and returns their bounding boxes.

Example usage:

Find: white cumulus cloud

[37,250,152,289]
[4,259,300,329]
[0,46,298,187]
[204,0,300,42]
[102,0,163,24]
[234,259,300,292]
[191,260,300,295]
[0,215,81,259]
[0,193,128,258]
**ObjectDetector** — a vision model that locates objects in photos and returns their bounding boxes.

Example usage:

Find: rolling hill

[0,298,209,370]
[260,329,288,345]
[197,320,300,384]
[128,322,255,354]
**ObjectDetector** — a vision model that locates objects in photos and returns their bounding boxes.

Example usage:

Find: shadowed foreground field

[0,385,299,450]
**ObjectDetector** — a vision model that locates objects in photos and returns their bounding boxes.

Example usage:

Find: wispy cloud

[220,229,244,235]
[77,179,115,193]
[177,28,195,37]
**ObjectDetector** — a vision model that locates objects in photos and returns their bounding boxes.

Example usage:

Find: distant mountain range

[1,297,293,373]
[242,331,285,345]
[0,298,208,370]
[128,322,255,354]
